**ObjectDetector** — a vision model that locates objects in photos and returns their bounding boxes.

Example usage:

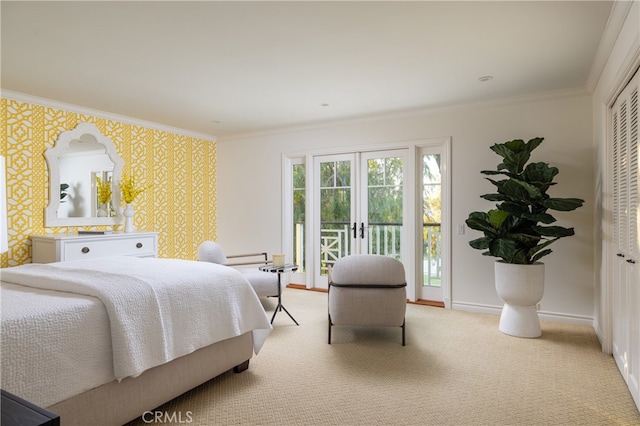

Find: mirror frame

[44,122,124,227]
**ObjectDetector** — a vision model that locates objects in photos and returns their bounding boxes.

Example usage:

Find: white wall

[217,92,595,322]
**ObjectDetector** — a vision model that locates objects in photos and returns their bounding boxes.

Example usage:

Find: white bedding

[1,257,272,406]
[1,282,114,407]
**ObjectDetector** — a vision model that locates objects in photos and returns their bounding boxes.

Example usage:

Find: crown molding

[587,0,636,92]
[0,89,217,142]
[219,86,591,142]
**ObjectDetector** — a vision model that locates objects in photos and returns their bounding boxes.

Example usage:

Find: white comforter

[1,257,272,382]
[1,282,113,407]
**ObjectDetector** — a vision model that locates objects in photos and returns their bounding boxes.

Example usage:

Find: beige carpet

[128,288,640,426]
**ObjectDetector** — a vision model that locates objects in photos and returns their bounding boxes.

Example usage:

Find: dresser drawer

[63,235,156,260]
[31,232,158,263]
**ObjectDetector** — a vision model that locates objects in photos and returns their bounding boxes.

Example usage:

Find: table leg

[270,271,299,325]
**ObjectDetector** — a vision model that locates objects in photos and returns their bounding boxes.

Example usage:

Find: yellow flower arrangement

[96,176,112,204]
[119,174,150,204]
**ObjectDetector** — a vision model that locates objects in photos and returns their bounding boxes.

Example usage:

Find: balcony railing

[293,221,442,286]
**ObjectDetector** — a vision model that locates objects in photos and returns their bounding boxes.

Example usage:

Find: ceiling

[1,1,613,139]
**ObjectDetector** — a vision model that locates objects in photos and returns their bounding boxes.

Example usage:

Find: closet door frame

[603,61,639,411]
[602,59,640,355]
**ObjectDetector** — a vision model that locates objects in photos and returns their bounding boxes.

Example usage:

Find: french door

[284,137,450,303]
[313,150,408,289]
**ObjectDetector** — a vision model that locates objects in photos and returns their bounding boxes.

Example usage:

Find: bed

[0,256,273,425]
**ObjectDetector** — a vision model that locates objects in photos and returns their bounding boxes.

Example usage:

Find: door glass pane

[423,154,442,287]
[293,163,305,271]
[368,158,385,186]
[320,160,352,275]
[367,156,403,259]
[320,162,334,187]
[335,161,351,187]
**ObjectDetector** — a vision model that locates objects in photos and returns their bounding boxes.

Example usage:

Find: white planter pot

[494,261,545,338]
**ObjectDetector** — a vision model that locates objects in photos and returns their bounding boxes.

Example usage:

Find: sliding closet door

[611,70,639,408]
[631,84,640,410]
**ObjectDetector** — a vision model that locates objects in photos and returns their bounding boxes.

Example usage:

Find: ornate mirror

[44,122,124,227]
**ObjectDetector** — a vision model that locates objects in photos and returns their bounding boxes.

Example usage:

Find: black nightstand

[1,389,60,426]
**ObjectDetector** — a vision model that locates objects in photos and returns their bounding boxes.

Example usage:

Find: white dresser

[31,232,158,263]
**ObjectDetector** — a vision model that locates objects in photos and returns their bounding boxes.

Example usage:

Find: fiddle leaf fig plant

[465,137,584,264]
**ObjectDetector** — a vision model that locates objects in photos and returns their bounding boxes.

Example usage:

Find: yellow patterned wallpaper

[0,97,217,267]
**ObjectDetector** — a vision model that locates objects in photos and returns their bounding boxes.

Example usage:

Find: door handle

[617,253,625,258]
[352,222,357,239]
[359,222,365,239]
[627,259,636,264]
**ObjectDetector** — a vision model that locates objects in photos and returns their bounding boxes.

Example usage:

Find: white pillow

[197,241,228,265]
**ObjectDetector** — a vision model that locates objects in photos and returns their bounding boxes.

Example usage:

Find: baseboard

[410,299,445,308]
[452,302,595,327]
[288,285,446,308]
[287,283,327,293]
[288,285,446,309]
[286,288,594,327]
[452,302,502,316]
[593,318,612,354]
[287,283,306,290]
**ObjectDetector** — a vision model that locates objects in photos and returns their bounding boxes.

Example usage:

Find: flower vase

[123,203,136,233]
[97,203,109,217]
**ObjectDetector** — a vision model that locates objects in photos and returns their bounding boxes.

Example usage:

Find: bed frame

[47,332,254,426]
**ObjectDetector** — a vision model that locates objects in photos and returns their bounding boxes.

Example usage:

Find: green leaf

[493,179,534,201]
[481,193,510,202]
[541,198,584,211]
[506,152,530,174]
[490,143,518,159]
[489,238,517,259]
[489,138,544,174]
[465,212,497,234]
[498,201,530,216]
[531,249,553,263]
[523,162,558,186]
[525,137,544,152]
[532,225,575,238]
[469,237,491,250]
[489,238,529,264]
[508,232,541,246]
[511,179,542,199]
[509,251,531,264]
[487,209,510,229]
[522,212,556,224]
[503,139,527,152]
[491,142,529,174]
[527,238,558,262]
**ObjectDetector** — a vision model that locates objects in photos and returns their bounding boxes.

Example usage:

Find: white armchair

[328,254,407,345]
[197,241,279,298]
